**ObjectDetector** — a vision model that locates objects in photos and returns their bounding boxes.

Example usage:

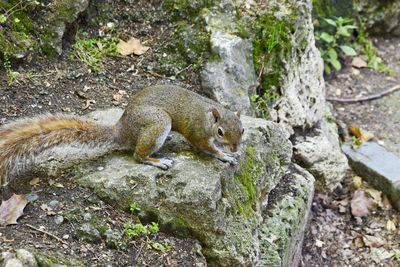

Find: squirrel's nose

[230,144,238,153]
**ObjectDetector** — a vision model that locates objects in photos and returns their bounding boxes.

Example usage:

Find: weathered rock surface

[33,108,292,266]
[0,0,89,59]
[201,10,258,114]
[293,118,349,191]
[355,0,400,36]
[343,142,400,210]
[259,164,315,267]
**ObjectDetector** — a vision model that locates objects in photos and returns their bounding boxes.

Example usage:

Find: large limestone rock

[201,10,258,114]
[34,108,292,266]
[259,164,315,266]
[293,118,348,190]
[354,0,400,36]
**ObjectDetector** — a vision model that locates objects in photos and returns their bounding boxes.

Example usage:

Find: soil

[301,37,400,266]
[1,0,399,265]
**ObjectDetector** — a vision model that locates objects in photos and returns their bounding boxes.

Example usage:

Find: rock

[293,118,348,191]
[355,0,400,36]
[201,10,257,114]
[272,0,326,128]
[4,258,24,267]
[104,229,123,249]
[74,223,102,243]
[0,252,15,264]
[82,213,93,222]
[259,164,315,266]
[342,142,400,210]
[15,249,38,267]
[42,0,90,56]
[54,215,64,225]
[38,108,292,266]
[49,200,60,207]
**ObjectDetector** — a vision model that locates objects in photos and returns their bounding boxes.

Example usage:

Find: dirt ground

[1,0,400,265]
[301,37,400,267]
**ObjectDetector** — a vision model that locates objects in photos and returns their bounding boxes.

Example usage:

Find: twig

[134,242,146,261]
[326,84,400,103]
[25,224,68,244]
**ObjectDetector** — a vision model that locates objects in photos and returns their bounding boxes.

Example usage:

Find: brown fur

[0,114,116,186]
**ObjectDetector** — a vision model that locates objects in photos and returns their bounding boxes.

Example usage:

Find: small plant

[149,241,172,252]
[124,222,148,238]
[70,31,118,73]
[315,17,357,74]
[148,222,159,234]
[129,202,141,213]
[2,52,20,86]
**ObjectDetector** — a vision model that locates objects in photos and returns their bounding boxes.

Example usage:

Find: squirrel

[0,84,244,186]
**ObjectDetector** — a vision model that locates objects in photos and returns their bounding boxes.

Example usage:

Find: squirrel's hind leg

[133,109,173,170]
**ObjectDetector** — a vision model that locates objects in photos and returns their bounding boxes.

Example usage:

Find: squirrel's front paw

[159,158,174,170]
[219,153,238,165]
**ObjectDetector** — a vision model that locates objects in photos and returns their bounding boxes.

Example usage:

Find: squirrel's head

[209,107,244,152]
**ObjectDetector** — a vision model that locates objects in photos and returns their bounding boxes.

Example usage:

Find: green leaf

[320,32,334,43]
[0,14,6,24]
[337,27,351,37]
[324,63,331,74]
[14,17,20,23]
[340,45,357,56]
[324,18,337,27]
[328,58,342,71]
[328,48,338,60]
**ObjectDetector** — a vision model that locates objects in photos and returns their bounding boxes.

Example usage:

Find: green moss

[34,251,83,267]
[252,13,294,104]
[163,216,191,238]
[232,146,262,218]
[162,0,214,20]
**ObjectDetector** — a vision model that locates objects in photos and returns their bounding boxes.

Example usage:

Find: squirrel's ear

[235,110,241,118]
[209,107,221,123]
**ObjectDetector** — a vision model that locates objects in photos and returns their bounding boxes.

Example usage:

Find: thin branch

[25,224,68,244]
[326,84,400,103]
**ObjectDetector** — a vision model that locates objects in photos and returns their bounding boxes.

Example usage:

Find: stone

[15,249,38,267]
[258,164,315,267]
[74,223,102,243]
[354,0,400,36]
[293,118,348,191]
[32,108,292,266]
[4,258,24,267]
[104,229,123,249]
[272,0,326,129]
[342,142,400,210]
[0,252,15,264]
[201,10,257,114]
[54,215,64,225]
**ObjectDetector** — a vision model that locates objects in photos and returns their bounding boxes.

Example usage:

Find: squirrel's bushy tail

[0,114,117,186]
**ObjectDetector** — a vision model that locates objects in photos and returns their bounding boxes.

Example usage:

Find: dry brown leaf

[117,38,149,56]
[349,125,362,139]
[29,177,41,186]
[381,195,392,210]
[363,234,386,248]
[360,129,374,142]
[353,176,363,189]
[352,235,365,248]
[351,189,371,217]
[352,57,367,68]
[0,194,29,226]
[365,188,382,209]
[386,220,396,231]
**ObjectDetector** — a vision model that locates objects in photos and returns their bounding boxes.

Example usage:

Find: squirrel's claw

[218,152,238,165]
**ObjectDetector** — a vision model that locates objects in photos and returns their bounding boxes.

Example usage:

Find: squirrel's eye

[217,128,224,137]
[242,128,244,134]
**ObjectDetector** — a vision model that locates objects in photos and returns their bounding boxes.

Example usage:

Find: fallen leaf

[117,38,149,56]
[381,195,392,210]
[353,176,363,189]
[352,57,367,68]
[315,239,324,248]
[0,194,29,226]
[352,235,365,248]
[386,220,396,231]
[365,188,382,209]
[29,177,41,186]
[351,189,371,217]
[363,234,386,248]
[360,128,374,142]
[349,125,362,139]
